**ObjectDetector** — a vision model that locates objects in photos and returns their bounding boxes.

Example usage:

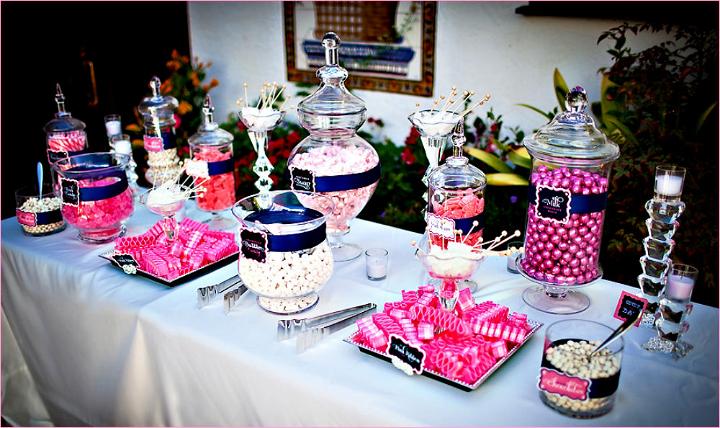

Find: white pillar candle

[113,139,132,155]
[666,274,695,301]
[367,260,387,279]
[105,120,122,137]
[655,175,683,196]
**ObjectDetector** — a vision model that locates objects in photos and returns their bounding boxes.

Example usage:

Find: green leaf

[553,68,569,109]
[516,103,554,120]
[508,149,532,169]
[604,114,638,145]
[465,147,512,173]
[696,103,717,133]
[486,173,529,186]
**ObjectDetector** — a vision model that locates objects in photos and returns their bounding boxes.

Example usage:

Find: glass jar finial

[150,76,162,98]
[55,83,67,116]
[566,86,588,113]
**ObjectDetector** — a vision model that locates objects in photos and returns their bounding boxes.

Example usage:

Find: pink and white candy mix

[430,189,485,248]
[353,286,532,385]
[113,218,238,281]
[48,130,87,153]
[520,166,608,285]
[289,144,378,233]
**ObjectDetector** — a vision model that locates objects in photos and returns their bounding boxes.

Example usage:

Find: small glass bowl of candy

[15,184,66,236]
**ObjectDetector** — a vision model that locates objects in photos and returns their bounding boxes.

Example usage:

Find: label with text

[60,178,80,206]
[16,209,37,227]
[289,167,316,192]
[240,227,268,263]
[538,367,591,401]
[112,253,139,268]
[535,185,571,224]
[613,291,648,326]
[143,135,165,153]
[387,335,425,375]
[426,213,456,240]
[47,149,70,164]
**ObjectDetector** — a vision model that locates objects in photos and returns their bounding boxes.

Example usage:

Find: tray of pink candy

[100,218,239,286]
[345,286,541,391]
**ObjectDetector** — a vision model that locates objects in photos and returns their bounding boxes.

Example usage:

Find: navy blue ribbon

[244,208,326,252]
[63,167,129,202]
[528,185,607,214]
[36,210,63,225]
[161,129,177,150]
[290,163,381,192]
[451,212,485,234]
[207,158,234,176]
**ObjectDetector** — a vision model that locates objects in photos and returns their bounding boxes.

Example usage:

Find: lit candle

[105,120,121,137]
[113,139,132,155]
[655,175,683,197]
[666,274,695,301]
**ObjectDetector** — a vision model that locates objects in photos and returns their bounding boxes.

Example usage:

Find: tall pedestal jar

[188,95,236,230]
[287,32,380,262]
[517,87,620,315]
[138,77,182,186]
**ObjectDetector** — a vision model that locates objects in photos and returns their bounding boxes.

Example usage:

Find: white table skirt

[2,207,718,426]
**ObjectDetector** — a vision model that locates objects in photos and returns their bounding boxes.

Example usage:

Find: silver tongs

[277,302,376,341]
[197,275,244,309]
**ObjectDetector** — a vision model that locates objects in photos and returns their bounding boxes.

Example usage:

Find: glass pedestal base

[77,224,127,244]
[642,336,694,359]
[257,293,320,315]
[522,286,591,315]
[331,243,362,262]
[202,213,236,231]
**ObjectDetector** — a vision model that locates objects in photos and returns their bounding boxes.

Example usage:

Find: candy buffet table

[2,208,718,426]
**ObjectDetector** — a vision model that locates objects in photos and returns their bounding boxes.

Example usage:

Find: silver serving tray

[344,319,542,391]
[100,250,239,287]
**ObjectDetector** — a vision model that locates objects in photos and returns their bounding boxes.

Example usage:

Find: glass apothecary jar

[232,190,334,314]
[287,32,380,262]
[52,152,134,243]
[138,76,182,185]
[427,123,487,248]
[44,84,88,165]
[188,95,236,230]
[518,87,620,314]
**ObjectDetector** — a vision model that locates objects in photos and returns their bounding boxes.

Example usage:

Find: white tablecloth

[2,207,718,426]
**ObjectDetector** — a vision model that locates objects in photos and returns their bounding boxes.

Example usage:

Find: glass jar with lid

[44,84,88,166]
[138,76,182,185]
[188,95,236,230]
[518,86,620,314]
[287,32,381,262]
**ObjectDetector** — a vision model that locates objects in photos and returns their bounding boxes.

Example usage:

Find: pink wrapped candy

[192,147,235,212]
[430,188,485,248]
[520,166,608,285]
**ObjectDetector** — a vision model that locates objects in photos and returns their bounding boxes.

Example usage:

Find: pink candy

[288,145,379,234]
[61,179,133,230]
[430,188,485,248]
[113,218,238,281]
[47,130,87,152]
[520,166,607,285]
[352,285,532,385]
[192,147,235,212]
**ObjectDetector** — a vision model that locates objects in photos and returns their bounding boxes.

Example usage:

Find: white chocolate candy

[17,196,65,235]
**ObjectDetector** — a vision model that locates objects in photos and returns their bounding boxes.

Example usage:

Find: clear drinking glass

[15,183,66,236]
[104,114,122,139]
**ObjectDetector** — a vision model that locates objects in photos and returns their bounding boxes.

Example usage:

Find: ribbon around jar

[61,168,129,202]
[243,208,327,252]
[527,185,608,215]
[289,163,381,193]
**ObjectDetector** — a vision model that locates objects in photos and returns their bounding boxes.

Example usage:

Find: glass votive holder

[665,264,698,303]
[111,134,133,155]
[104,114,122,139]
[539,319,623,418]
[365,248,389,281]
[505,240,524,274]
[654,165,685,202]
[15,184,66,236]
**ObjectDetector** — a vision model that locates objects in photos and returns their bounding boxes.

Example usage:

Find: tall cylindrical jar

[188,95,236,229]
[518,87,619,308]
[287,32,380,262]
[138,76,182,185]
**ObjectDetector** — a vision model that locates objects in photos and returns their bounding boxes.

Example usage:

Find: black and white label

[60,178,80,206]
[426,213,456,240]
[240,227,268,263]
[112,253,139,268]
[613,291,648,327]
[289,167,315,192]
[47,149,69,164]
[387,335,425,375]
[535,185,571,224]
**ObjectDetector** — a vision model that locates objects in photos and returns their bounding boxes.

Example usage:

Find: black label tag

[535,185,571,223]
[290,167,315,192]
[387,335,425,375]
[613,291,648,327]
[47,149,69,164]
[240,227,268,263]
[112,253,139,268]
[60,178,80,206]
